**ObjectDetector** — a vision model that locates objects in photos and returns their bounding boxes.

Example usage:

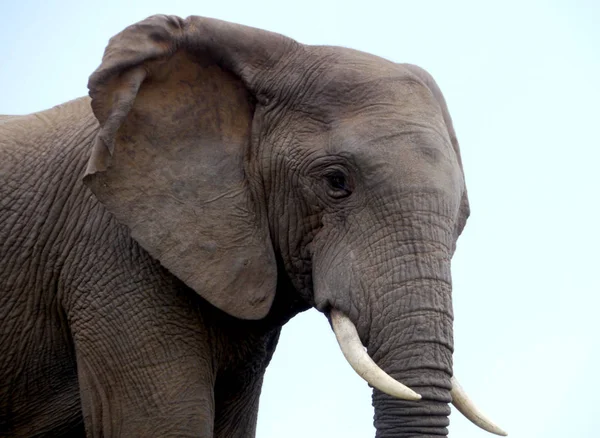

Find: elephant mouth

[328,309,508,436]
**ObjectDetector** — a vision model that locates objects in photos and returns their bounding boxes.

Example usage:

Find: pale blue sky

[1,1,598,437]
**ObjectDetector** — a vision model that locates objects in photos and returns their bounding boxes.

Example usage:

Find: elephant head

[84,15,505,436]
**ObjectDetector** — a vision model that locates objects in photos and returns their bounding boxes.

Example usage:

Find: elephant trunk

[316,195,506,436]
[315,199,455,435]
[367,271,454,437]
[319,232,455,435]
[329,251,506,436]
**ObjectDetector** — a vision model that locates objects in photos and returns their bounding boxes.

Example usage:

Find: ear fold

[85,15,280,319]
[401,63,471,238]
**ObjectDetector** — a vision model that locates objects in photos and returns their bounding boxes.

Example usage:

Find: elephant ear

[84,15,293,319]
[401,63,471,239]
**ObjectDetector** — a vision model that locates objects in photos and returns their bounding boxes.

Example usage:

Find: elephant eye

[324,170,352,198]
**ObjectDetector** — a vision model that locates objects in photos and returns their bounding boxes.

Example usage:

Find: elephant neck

[264,262,311,327]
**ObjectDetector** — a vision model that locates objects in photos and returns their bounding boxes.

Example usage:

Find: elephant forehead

[322,110,462,202]
[331,112,452,160]
[282,67,451,153]
[283,46,439,118]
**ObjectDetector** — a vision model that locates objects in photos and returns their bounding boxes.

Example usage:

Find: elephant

[0,14,506,437]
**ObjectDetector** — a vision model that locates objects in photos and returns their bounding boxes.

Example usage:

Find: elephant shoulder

[0,97,96,140]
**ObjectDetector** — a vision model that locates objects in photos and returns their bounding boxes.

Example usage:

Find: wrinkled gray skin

[0,15,469,437]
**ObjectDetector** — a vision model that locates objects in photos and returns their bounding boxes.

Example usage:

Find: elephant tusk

[451,376,508,436]
[330,309,421,401]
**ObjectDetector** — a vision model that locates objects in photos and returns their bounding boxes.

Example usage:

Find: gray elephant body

[0,14,487,438]
[0,97,294,436]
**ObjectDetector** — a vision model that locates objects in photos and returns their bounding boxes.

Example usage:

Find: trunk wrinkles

[359,203,455,437]
[367,260,454,437]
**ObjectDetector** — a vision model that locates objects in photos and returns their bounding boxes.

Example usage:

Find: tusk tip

[450,376,507,436]
[383,385,422,400]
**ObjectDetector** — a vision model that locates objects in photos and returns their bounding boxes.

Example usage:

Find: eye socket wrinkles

[282,112,455,211]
